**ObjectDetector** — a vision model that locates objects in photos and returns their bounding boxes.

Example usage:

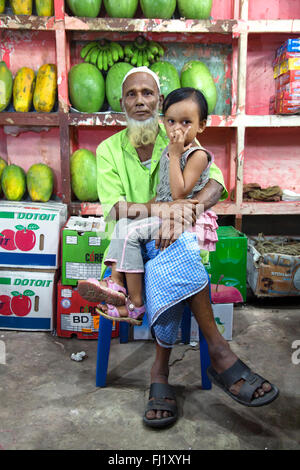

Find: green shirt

[96,123,228,220]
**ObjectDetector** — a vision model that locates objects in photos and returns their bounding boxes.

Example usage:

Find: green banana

[111,41,124,60]
[84,46,98,63]
[107,49,113,67]
[80,41,99,59]
[90,46,100,65]
[147,49,155,62]
[110,44,119,62]
[97,50,103,70]
[137,50,143,67]
[149,41,159,55]
[124,43,134,58]
[102,51,108,71]
[142,50,149,67]
[131,48,139,66]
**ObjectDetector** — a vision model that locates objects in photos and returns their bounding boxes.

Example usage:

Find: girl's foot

[77,277,126,306]
[96,297,146,326]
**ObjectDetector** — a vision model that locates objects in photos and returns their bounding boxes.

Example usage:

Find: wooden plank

[0,15,57,30]
[0,113,59,126]
[248,19,300,33]
[59,113,71,205]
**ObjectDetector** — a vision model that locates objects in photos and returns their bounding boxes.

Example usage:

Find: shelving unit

[0,0,300,229]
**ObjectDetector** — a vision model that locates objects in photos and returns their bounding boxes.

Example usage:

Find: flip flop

[143,383,178,428]
[207,359,279,407]
[77,277,126,306]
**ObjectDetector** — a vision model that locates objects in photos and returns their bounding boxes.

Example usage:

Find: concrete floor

[0,296,299,451]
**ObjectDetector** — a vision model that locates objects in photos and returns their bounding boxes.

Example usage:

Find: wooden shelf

[0,14,58,30]
[0,112,59,126]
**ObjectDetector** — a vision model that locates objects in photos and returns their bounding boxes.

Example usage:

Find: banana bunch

[80,40,124,72]
[124,37,164,67]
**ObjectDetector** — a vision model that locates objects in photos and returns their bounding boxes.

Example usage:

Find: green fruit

[70,149,98,202]
[0,0,5,14]
[27,163,54,202]
[140,0,176,19]
[68,63,105,113]
[104,0,138,18]
[150,61,180,99]
[180,60,217,114]
[106,62,133,112]
[177,0,212,19]
[0,157,7,180]
[2,164,26,201]
[66,0,102,17]
[0,61,13,112]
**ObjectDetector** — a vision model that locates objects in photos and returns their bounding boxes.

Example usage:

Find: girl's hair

[162,87,208,122]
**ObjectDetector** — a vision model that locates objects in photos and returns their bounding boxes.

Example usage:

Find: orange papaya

[33,64,57,113]
[13,67,35,112]
[10,0,32,15]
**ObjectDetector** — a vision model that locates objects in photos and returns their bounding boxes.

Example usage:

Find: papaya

[66,0,102,18]
[0,61,13,112]
[13,67,35,112]
[177,0,213,19]
[150,61,180,99]
[68,63,105,113]
[36,0,54,16]
[27,163,53,202]
[104,0,138,18]
[33,64,57,113]
[0,0,5,14]
[70,149,98,202]
[106,62,133,112]
[10,0,32,15]
[140,0,176,19]
[0,157,7,181]
[180,60,217,114]
[1,164,26,201]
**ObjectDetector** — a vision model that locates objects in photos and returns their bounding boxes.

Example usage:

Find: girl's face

[163,98,206,145]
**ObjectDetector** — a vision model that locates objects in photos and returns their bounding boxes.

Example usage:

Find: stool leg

[181,306,191,344]
[198,327,212,390]
[96,315,113,387]
[119,322,129,343]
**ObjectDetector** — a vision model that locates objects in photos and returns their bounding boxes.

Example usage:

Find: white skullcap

[121,66,160,92]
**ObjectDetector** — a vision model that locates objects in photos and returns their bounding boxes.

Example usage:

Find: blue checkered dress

[143,231,208,347]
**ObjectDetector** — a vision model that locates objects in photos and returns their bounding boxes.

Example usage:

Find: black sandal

[207,359,279,407]
[143,383,178,428]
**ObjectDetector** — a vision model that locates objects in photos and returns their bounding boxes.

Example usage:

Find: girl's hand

[168,126,192,158]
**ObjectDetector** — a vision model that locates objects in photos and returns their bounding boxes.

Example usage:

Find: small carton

[56,280,119,339]
[247,237,300,297]
[0,268,57,331]
[0,201,67,269]
[61,216,110,286]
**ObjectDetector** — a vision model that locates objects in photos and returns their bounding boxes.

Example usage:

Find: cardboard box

[0,201,67,269]
[61,216,110,286]
[0,268,57,331]
[56,280,119,339]
[133,304,233,342]
[247,237,300,297]
[275,39,300,58]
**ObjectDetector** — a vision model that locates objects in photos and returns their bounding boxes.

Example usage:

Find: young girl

[78,87,218,326]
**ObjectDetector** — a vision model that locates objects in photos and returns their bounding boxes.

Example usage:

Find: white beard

[125,108,159,148]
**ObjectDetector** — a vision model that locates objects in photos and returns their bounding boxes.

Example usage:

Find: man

[96,67,278,428]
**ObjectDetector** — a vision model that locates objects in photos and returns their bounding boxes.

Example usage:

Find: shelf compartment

[0,112,59,126]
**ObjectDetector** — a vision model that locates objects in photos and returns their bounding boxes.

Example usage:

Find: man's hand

[153,199,200,250]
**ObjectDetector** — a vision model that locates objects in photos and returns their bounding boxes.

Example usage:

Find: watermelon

[180,61,217,114]
[66,0,102,17]
[68,63,105,113]
[106,62,134,112]
[27,163,54,202]
[104,0,138,18]
[70,149,98,202]
[178,0,212,19]
[140,0,176,19]
[1,164,26,201]
[150,61,180,99]
[0,61,13,112]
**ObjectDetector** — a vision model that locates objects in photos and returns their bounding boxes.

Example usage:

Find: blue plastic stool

[95,269,212,389]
